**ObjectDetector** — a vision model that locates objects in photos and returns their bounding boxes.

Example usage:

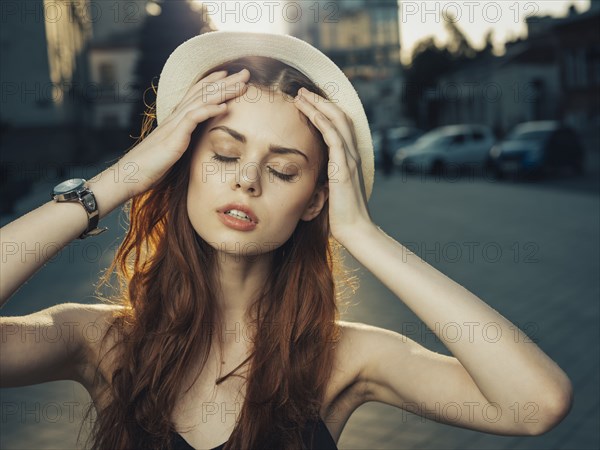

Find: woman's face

[187,84,328,257]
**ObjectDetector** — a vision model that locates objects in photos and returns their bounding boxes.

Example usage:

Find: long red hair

[79,56,359,450]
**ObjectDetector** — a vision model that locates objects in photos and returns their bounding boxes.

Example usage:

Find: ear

[301,184,329,222]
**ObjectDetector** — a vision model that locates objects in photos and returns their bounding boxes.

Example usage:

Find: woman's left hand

[293,87,373,244]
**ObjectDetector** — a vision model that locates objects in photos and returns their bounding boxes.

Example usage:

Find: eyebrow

[208,125,309,163]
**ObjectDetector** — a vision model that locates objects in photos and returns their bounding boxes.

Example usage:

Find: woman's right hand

[120,68,250,198]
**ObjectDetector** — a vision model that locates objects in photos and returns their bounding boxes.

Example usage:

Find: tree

[478,30,495,58]
[444,13,477,59]
[403,38,454,126]
[402,14,479,127]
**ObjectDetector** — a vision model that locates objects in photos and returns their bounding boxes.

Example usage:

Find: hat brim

[156,30,374,201]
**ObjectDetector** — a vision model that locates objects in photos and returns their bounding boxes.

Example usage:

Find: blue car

[487,121,585,179]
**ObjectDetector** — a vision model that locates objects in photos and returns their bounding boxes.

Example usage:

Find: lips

[217,203,258,231]
[217,202,259,224]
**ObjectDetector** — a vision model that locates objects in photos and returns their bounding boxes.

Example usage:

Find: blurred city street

[2,0,599,449]
[1,154,598,449]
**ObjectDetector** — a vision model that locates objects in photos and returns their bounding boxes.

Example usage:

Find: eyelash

[210,153,296,182]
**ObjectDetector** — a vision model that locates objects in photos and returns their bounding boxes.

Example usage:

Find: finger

[298,88,359,161]
[182,81,248,118]
[198,69,250,100]
[295,97,350,174]
[313,112,367,198]
[180,70,228,106]
[176,73,248,117]
[296,88,360,161]
[178,69,250,113]
[177,103,228,135]
[294,95,355,169]
[204,74,249,105]
[172,78,248,127]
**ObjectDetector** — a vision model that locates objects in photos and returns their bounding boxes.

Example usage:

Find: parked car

[393,124,496,174]
[372,126,423,169]
[486,121,585,179]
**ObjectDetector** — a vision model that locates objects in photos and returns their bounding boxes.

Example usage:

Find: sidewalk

[1,159,599,449]
[336,170,599,449]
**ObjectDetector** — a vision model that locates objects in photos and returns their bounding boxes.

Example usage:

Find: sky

[190,0,592,65]
[397,0,591,64]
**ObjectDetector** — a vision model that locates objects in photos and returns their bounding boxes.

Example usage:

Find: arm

[338,224,573,436]
[0,161,132,387]
[0,158,133,306]
[0,302,122,388]
[0,69,250,388]
[0,303,86,387]
[282,86,571,435]
[0,67,250,306]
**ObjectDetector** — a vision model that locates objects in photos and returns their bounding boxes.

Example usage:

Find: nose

[232,161,261,195]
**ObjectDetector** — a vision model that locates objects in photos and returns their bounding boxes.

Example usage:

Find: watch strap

[51,180,108,240]
[77,189,108,239]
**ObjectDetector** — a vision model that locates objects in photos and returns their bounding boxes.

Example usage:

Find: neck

[213,248,274,343]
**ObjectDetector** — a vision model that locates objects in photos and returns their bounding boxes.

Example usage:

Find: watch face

[53,178,85,195]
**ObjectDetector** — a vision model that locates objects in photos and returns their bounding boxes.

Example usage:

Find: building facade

[428,5,599,152]
[287,0,406,130]
[87,27,144,129]
[0,0,93,127]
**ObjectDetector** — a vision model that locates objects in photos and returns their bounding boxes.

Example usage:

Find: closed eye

[210,153,296,182]
[269,169,296,182]
[210,153,237,164]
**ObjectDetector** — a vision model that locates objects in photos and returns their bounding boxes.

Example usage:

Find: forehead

[205,85,319,161]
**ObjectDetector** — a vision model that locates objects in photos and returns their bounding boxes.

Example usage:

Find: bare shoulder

[331,320,393,397]
[318,320,400,435]
[336,319,412,355]
[70,302,126,346]
[72,303,127,394]
[334,320,378,375]
[0,302,125,390]
[334,320,413,396]
[336,319,391,340]
[336,319,404,357]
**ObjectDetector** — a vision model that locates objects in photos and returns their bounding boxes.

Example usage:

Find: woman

[0,31,572,450]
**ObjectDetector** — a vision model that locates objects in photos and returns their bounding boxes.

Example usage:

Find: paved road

[1,159,598,449]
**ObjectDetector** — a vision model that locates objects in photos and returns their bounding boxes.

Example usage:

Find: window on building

[594,47,600,85]
[379,15,386,46]
[565,51,576,89]
[577,48,588,87]
[101,113,120,128]
[99,62,117,89]
[381,84,392,96]
[321,24,333,49]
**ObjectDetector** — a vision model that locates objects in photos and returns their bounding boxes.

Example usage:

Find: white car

[394,124,496,174]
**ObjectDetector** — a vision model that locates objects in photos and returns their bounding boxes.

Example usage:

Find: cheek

[188,153,224,196]
[185,182,202,231]
[186,166,215,230]
[272,190,313,224]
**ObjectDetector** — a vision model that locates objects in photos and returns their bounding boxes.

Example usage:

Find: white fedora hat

[156,30,374,201]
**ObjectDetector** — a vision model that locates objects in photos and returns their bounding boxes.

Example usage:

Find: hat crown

[156,30,374,201]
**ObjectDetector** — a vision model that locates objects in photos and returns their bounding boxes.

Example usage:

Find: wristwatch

[51,178,108,239]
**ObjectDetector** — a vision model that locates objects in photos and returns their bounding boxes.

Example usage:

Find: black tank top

[169,416,338,450]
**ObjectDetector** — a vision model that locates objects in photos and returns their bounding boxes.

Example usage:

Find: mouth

[216,203,259,231]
